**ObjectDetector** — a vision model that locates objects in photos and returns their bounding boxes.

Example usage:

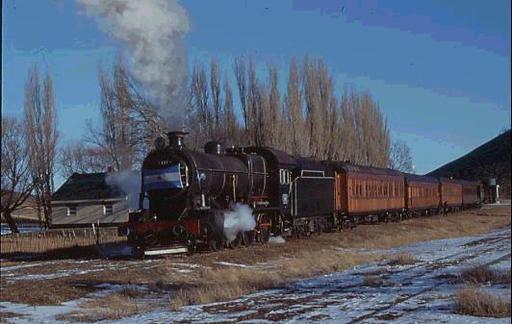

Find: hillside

[428,130,511,198]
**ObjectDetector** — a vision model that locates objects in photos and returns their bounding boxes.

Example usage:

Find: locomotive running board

[144,246,188,256]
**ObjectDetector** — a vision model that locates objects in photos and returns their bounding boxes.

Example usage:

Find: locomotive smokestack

[167,131,188,149]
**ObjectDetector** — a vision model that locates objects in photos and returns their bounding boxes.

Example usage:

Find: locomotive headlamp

[154,136,166,150]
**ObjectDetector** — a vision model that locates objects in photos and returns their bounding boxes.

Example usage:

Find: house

[51,172,130,228]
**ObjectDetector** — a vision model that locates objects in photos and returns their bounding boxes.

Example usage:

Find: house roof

[52,172,127,201]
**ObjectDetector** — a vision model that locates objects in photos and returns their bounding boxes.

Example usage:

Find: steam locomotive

[120,131,481,256]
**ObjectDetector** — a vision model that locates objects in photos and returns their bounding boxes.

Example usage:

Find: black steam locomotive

[121,131,334,255]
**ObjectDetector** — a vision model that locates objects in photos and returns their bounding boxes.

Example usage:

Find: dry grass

[57,292,147,322]
[363,275,384,287]
[461,265,511,285]
[0,229,124,259]
[1,206,509,312]
[455,287,511,318]
[170,270,280,310]
[387,253,418,266]
[169,250,380,310]
[166,207,510,310]
[335,207,510,251]
[118,287,147,299]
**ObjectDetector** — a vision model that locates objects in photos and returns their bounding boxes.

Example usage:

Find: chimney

[167,131,188,149]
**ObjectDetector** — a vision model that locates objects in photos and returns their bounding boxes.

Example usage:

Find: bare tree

[222,77,238,145]
[1,117,35,233]
[247,59,261,146]
[234,57,249,130]
[189,63,211,146]
[59,142,111,178]
[284,58,305,155]
[267,64,282,147]
[210,59,222,139]
[339,92,355,161]
[24,66,58,227]
[185,55,392,167]
[389,139,414,172]
[88,61,163,170]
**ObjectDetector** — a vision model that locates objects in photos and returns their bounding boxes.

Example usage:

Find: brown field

[0,205,510,320]
[57,292,148,322]
[387,252,418,266]
[168,250,379,310]
[0,228,124,259]
[452,263,512,318]
[460,264,511,285]
[455,287,511,318]
[363,275,385,287]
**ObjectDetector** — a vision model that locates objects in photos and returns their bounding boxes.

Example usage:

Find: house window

[104,204,113,216]
[67,206,77,216]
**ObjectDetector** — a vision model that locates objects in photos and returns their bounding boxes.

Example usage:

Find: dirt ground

[0,205,510,319]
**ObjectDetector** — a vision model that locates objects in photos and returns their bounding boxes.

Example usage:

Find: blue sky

[2,0,510,181]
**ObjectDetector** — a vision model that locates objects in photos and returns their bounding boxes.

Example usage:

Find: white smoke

[269,235,286,244]
[223,203,256,242]
[105,170,143,211]
[77,0,190,126]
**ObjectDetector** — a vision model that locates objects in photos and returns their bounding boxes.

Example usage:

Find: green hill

[427,130,511,199]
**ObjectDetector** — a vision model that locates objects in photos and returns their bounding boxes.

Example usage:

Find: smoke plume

[105,170,144,211]
[78,0,190,126]
[223,203,256,242]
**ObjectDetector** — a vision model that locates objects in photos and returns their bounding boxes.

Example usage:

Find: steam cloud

[105,170,144,211]
[78,0,190,126]
[223,203,256,242]
[269,236,286,244]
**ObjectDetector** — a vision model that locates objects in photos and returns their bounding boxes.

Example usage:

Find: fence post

[96,220,100,245]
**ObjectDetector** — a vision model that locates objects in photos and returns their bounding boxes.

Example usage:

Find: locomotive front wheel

[228,233,242,249]
[208,237,226,251]
[258,227,270,244]
[242,230,255,246]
